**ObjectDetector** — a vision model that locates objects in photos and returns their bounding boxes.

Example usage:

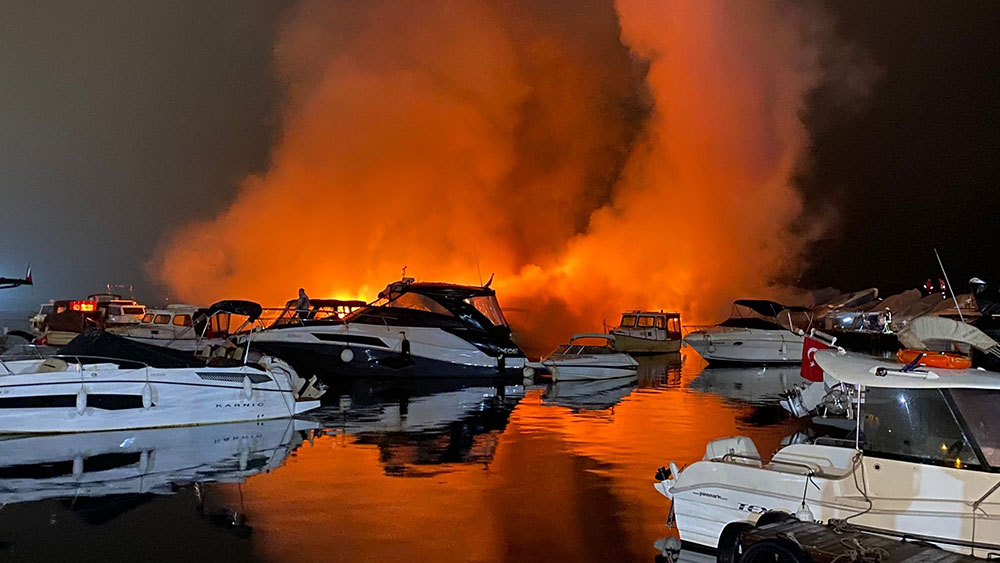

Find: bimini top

[205,300,263,323]
[814,349,1000,390]
[733,299,809,317]
[383,281,497,301]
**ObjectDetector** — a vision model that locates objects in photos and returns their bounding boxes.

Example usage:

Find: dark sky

[1,1,997,312]
[0,1,291,310]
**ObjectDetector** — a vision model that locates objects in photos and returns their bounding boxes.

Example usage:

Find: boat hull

[543,354,638,381]
[0,362,318,433]
[684,328,802,365]
[662,443,1000,554]
[612,333,681,354]
[250,325,526,379]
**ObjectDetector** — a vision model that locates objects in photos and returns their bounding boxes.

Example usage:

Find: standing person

[295,288,311,320]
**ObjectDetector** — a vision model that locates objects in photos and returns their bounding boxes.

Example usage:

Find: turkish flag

[800,336,829,382]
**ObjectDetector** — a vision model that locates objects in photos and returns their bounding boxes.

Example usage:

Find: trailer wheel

[740,539,811,563]
[755,510,794,528]
[717,522,753,563]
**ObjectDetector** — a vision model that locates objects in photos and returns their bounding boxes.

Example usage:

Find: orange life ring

[896,349,972,370]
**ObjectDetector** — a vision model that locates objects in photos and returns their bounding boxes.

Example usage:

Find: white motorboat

[108,300,262,353]
[0,417,317,505]
[541,334,638,381]
[684,300,804,365]
[0,329,324,433]
[654,343,1000,556]
[248,278,526,379]
[610,310,682,354]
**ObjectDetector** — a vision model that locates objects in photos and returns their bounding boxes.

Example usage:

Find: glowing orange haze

[151,0,837,352]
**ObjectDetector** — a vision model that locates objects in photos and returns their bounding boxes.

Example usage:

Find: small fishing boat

[0,328,324,433]
[541,334,638,381]
[610,310,682,354]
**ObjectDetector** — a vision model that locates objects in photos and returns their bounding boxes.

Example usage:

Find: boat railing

[51,354,152,370]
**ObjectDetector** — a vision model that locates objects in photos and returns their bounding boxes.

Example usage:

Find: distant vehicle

[611,310,682,354]
[0,265,31,289]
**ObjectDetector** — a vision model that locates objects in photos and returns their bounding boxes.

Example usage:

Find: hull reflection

[542,377,638,410]
[687,365,801,405]
[310,378,525,474]
[0,418,318,505]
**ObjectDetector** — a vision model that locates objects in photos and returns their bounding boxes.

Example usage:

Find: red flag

[800,336,829,382]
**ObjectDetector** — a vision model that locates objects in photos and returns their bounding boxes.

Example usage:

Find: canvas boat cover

[814,348,1000,390]
[205,300,263,323]
[865,288,922,312]
[732,300,808,318]
[58,328,210,369]
[896,316,999,352]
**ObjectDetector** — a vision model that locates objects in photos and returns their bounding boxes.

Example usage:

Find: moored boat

[541,333,638,381]
[654,340,1000,556]
[248,277,526,379]
[610,310,682,354]
[0,329,324,433]
[684,300,805,365]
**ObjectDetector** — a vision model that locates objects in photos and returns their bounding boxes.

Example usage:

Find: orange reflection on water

[223,363,806,562]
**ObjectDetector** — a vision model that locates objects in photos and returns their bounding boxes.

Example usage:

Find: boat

[654,333,1000,556]
[0,327,324,433]
[610,310,682,354]
[248,277,526,379]
[0,417,317,505]
[684,300,805,365]
[540,334,638,381]
[30,292,147,346]
[107,300,262,352]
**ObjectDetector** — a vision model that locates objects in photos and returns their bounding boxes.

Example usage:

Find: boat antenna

[474,247,483,286]
[934,248,964,323]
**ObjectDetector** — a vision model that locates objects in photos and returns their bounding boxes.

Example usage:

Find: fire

[150,0,851,352]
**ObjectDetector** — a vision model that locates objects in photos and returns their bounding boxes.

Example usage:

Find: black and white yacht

[247,278,527,378]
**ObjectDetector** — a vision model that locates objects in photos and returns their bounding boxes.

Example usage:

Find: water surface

[0,353,808,562]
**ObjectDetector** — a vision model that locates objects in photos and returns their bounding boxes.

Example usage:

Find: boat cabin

[615,311,681,337]
[548,334,619,357]
[268,298,367,328]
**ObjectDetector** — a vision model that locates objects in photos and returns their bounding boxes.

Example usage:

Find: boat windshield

[619,314,637,328]
[638,316,655,328]
[949,389,1000,467]
[465,295,508,327]
[861,387,997,471]
[389,292,453,317]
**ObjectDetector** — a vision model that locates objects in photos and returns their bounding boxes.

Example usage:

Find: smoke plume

[151,0,852,352]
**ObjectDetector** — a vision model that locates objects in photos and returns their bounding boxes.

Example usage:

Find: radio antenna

[934,248,964,323]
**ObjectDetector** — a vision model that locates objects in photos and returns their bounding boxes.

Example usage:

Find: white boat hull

[684,328,802,364]
[660,442,1000,554]
[543,354,638,381]
[0,360,319,433]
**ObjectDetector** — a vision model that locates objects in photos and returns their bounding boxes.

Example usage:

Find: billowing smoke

[151,0,855,353]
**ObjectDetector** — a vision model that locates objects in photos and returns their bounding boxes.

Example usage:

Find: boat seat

[36,358,69,373]
[770,444,857,478]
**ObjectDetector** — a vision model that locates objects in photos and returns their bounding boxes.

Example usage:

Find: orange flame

[150,0,839,353]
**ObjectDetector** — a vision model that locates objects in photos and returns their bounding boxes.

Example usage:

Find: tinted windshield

[619,315,637,328]
[862,388,982,470]
[123,306,144,315]
[390,293,453,316]
[465,295,507,327]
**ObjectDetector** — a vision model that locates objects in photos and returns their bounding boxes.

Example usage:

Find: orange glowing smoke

[150,0,849,351]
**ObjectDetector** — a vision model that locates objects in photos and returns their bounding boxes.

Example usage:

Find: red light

[70,300,97,312]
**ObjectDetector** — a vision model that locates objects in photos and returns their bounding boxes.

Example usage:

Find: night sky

[1,1,997,312]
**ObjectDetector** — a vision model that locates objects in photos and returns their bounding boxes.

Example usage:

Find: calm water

[0,353,809,562]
